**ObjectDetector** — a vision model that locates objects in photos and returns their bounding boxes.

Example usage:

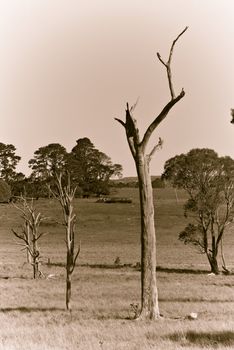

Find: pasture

[0,188,234,349]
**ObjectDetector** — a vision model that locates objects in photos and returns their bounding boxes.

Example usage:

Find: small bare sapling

[50,173,80,311]
[12,196,47,278]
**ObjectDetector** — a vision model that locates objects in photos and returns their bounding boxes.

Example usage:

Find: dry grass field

[0,188,234,349]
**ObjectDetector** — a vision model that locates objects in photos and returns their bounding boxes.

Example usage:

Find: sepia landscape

[1,1,234,349]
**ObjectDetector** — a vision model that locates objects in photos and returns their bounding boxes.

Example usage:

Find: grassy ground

[0,188,234,349]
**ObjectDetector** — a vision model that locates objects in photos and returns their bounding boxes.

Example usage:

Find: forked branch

[141,90,185,152]
[115,28,187,157]
[157,26,188,99]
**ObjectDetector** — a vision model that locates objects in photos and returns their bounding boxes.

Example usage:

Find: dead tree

[51,173,80,311]
[12,196,46,279]
[115,27,188,320]
[230,109,234,124]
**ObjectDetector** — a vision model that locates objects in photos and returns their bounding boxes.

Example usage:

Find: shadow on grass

[0,276,38,280]
[45,262,137,269]
[0,307,65,313]
[168,330,234,348]
[46,262,209,273]
[43,262,234,275]
[157,266,234,275]
[159,297,234,303]
[156,266,208,274]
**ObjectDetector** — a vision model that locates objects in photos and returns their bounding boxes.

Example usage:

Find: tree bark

[33,257,39,279]
[25,222,32,264]
[207,234,219,275]
[208,221,219,274]
[207,253,219,274]
[136,154,160,319]
[66,252,72,311]
[32,240,40,279]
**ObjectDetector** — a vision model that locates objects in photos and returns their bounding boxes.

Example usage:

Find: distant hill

[111,175,160,184]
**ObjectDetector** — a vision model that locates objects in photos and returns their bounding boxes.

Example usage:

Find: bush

[152,177,165,188]
[0,180,11,202]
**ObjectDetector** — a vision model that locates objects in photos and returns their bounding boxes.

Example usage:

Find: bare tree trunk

[66,253,73,311]
[33,257,39,279]
[66,229,75,311]
[207,254,219,274]
[115,28,187,320]
[32,240,40,279]
[51,173,80,311]
[209,220,219,274]
[25,222,32,264]
[12,196,45,279]
[66,274,72,311]
[203,226,222,275]
[220,237,229,273]
[137,155,159,319]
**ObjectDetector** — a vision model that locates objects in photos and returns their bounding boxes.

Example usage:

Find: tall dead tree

[12,196,46,279]
[51,173,80,311]
[115,27,188,320]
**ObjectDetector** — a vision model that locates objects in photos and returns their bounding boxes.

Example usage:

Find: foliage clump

[163,148,234,274]
[26,138,122,198]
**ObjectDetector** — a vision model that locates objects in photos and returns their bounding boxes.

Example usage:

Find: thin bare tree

[51,173,80,311]
[115,27,188,320]
[12,196,46,278]
[230,108,234,124]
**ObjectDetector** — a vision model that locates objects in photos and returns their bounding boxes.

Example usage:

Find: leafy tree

[17,178,49,199]
[10,172,26,197]
[0,179,11,202]
[28,140,122,197]
[68,138,122,195]
[28,143,68,197]
[29,143,67,181]
[162,148,234,274]
[0,143,21,183]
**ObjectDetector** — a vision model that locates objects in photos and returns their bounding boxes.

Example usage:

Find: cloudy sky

[0,1,233,177]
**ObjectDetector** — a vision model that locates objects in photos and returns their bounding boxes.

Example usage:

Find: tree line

[0,137,122,199]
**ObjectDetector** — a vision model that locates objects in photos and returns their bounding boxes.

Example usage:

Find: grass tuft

[168,330,234,348]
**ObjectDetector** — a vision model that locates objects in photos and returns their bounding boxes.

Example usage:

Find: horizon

[1,1,233,177]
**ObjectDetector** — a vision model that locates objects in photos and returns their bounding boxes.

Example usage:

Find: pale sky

[0,0,233,177]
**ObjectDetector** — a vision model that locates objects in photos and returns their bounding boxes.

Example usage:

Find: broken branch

[148,138,163,161]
